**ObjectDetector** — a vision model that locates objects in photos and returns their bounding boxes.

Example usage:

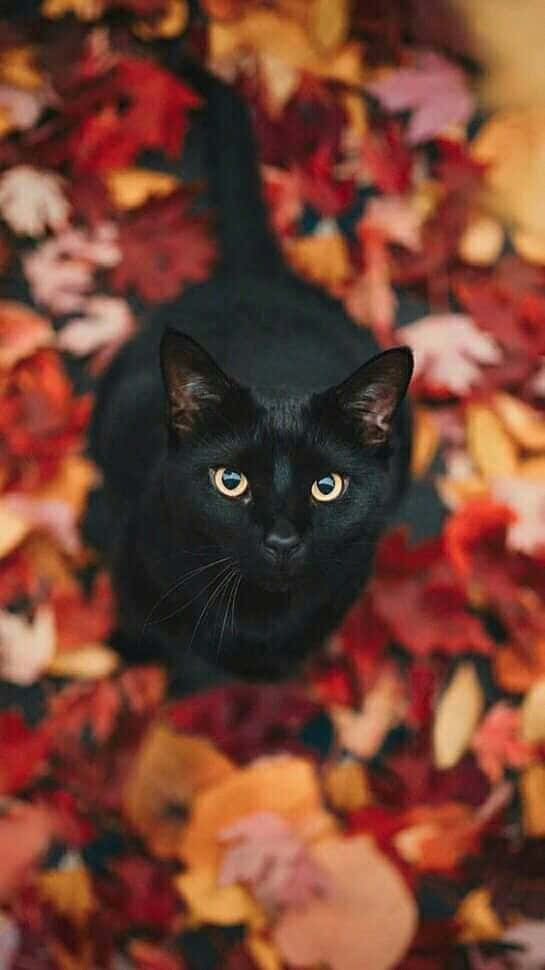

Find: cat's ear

[160,329,234,434]
[332,346,413,446]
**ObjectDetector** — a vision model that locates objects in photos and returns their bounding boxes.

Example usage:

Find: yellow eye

[212,468,249,498]
[311,473,345,503]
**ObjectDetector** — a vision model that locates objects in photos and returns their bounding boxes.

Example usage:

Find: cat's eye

[212,467,249,498]
[311,473,345,503]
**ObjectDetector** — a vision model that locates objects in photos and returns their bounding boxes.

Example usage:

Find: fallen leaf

[0,166,70,237]
[458,214,505,266]
[0,47,43,89]
[367,52,474,144]
[322,758,373,813]
[129,940,187,970]
[0,502,30,559]
[520,764,545,837]
[273,835,417,970]
[42,0,107,16]
[0,710,51,795]
[133,0,189,40]
[51,571,115,651]
[433,662,484,770]
[456,888,504,942]
[400,315,502,396]
[287,227,351,289]
[2,494,82,556]
[0,605,56,686]
[58,295,135,373]
[37,861,96,927]
[105,167,179,209]
[495,639,545,695]
[492,393,545,452]
[0,84,53,133]
[466,405,519,479]
[331,667,407,758]
[0,802,54,902]
[521,680,545,743]
[123,722,235,857]
[179,755,336,869]
[394,802,477,871]
[345,229,396,338]
[363,195,423,251]
[218,811,331,912]
[490,479,545,555]
[501,919,545,970]
[471,702,535,784]
[411,408,440,478]
[0,913,20,970]
[48,644,119,679]
[176,864,265,929]
[0,301,53,370]
[246,934,281,970]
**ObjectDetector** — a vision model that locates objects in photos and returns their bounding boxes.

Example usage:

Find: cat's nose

[264,518,301,556]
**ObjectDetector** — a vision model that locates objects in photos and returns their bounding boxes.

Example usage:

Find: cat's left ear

[331,346,413,446]
[160,329,235,434]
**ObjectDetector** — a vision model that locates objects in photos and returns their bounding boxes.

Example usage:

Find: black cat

[88,66,413,685]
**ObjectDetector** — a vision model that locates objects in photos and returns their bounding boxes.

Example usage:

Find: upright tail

[162,50,286,277]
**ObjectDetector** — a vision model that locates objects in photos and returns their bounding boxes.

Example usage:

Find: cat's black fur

[88,65,413,683]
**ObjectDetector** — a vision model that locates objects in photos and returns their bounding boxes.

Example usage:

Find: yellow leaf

[522,680,545,742]
[134,0,189,39]
[48,644,119,679]
[0,47,43,89]
[105,168,180,210]
[411,408,439,478]
[287,232,351,289]
[456,887,504,942]
[436,474,489,511]
[513,228,545,265]
[323,758,373,813]
[466,403,519,479]
[42,0,105,19]
[493,392,545,452]
[22,534,79,594]
[0,502,29,559]
[259,54,300,116]
[247,934,282,970]
[520,763,545,836]
[179,754,336,869]
[517,456,545,479]
[276,0,350,56]
[123,723,235,858]
[37,865,95,927]
[209,9,363,85]
[175,865,266,929]
[433,663,484,770]
[458,215,504,266]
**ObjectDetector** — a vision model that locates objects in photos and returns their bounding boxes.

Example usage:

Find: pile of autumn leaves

[0,2,545,969]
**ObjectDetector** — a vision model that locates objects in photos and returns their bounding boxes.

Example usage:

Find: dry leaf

[0,605,56,686]
[287,228,351,289]
[105,168,179,210]
[179,755,336,869]
[521,680,545,743]
[411,408,440,478]
[433,662,484,770]
[458,214,505,266]
[520,763,545,837]
[0,301,53,370]
[273,835,417,970]
[123,722,235,857]
[209,9,363,85]
[456,887,504,942]
[175,864,265,929]
[492,393,545,451]
[37,862,96,927]
[0,166,71,237]
[400,315,502,396]
[490,478,545,555]
[322,758,372,813]
[48,644,119,679]
[466,404,519,479]
[331,668,407,758]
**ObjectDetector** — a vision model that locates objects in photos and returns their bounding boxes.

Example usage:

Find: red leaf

[52,571,116,651]
[0,711,50,795]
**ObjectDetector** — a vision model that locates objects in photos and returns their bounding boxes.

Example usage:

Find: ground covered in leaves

[1,2,545,969]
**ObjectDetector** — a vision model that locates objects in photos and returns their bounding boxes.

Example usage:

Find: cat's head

[160,329,413,594]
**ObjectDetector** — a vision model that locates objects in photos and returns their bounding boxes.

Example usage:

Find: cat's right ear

[160,329,234,434]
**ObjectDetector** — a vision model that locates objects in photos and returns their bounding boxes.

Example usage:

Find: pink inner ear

[356,385,397,445]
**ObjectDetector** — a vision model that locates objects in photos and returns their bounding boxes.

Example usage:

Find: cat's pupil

[317,475,335,495]
[222,470,242,490]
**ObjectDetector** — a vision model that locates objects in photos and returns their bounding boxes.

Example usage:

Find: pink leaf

[0,801,55,903]
[471,703,535,784]
[58,295,135,372]
[0,166,71,237]
[218,811,331,913]
[3,493,82,556]
[490,478,545,556]
[367,51,475,144]
[0,85,54,132]
[363,196,422,251]
[399,314,502,395]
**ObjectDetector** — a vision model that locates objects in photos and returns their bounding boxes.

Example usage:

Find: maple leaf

[471,703,536,785]
[367,51,475,144]
[490,478,545,557]
[58,295,135,373]
[110,190,217,302]
[0,84,53,132]
[0,301,53,370]
[0,604,56,686]
[399,314,502,396]
[23,223,120,314]
[344,228,396,338]
[218,811,331,912]
[51,571,115,651]
[2,493,82,556]
[0,710,51,795]
[358,121,413,194]
[331,666,407,758]
[262,164,302,236]
[0,166,70,237]
[363,195,423,251]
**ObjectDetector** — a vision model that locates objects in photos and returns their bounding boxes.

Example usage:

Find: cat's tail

[163,51,286,276]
